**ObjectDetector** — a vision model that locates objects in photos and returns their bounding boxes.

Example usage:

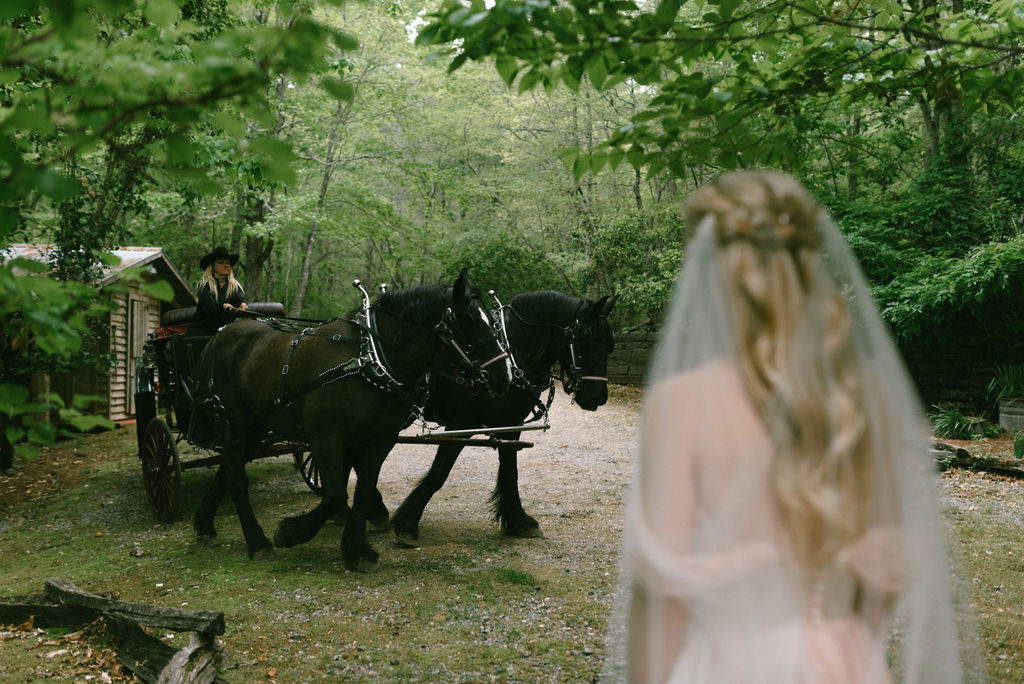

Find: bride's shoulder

[647,357,740,400]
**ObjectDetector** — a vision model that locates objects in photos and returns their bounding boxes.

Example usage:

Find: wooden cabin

[6,244,195,421]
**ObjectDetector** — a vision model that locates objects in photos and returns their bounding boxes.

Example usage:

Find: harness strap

[274,355,368,410]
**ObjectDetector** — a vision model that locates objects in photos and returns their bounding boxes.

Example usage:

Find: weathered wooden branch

[933,441,1024,478]
[44,577,225,636]
[0,578,226,683]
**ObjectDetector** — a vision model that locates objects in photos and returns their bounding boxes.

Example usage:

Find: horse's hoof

[252,548,275,561]
[508,525,544,539]
[195,534,218,548]
[395,531,420,548]
[369,515,391,533]
[273,526,294,548]
[352,558,380,573]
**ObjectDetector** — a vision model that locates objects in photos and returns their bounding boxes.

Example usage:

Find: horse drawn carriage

[133,300,307,523]
[131,271,615,572]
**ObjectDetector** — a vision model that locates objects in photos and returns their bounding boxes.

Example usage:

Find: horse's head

[560,295,616,411]
[441,268,512,398]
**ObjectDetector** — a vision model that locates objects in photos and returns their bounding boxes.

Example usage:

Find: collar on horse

[271,279,509,419]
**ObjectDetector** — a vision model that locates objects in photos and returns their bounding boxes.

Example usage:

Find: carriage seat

[161,301,286,327]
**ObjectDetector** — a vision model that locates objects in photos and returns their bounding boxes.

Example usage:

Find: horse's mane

[509,290,589,326]
[374,283,456,327]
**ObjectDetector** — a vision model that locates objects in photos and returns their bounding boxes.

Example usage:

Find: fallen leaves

[0,617,135,682]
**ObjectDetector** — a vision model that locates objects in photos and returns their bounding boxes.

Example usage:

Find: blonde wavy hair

[198,264,243,300]
[685,170,873,570]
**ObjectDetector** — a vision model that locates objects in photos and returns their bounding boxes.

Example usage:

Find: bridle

[357,281,509,397]
[490,291,608,398]
[429,305,510,393]
[559,319,609,395]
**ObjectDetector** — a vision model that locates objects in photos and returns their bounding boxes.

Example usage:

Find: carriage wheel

[296,450,323,494]
[141,418,182,523]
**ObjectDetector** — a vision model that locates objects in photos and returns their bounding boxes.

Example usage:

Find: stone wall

[607,332,659,386]
[608,330,1020,417]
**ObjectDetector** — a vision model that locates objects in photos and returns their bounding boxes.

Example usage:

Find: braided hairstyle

[685,170,874,571]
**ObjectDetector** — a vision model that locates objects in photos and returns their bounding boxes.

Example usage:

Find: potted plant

[986,364,1024,432]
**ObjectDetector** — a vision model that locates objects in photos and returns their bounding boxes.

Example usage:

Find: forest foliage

[2,0,1024,452]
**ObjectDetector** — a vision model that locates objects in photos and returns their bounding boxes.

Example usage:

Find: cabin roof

[3,243,196,307]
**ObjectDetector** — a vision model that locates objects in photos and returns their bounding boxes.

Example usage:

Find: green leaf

[29,169,81,202]
[627,145,646,169]
[322,78,355,101]
[572,153,589,180]
[141,280,174,302]
[144,0,181,26]
[250,138,298,186]
[495,54,518,86]
[65,414,115,432]
[0,383,30,412]
[518,68,542,93]
[715,0,742,19]
[28,421,57,445]
[448,53,469,73]
[212,111,246,139]
[587,53,609,90]
[38,392,65,409]
[71,394,107,410]
[332,30,359,51]
[607,147,625,170]
[654,0,681,25]
[558,146,582,173]
[13,442,38,460]
[5,425,25,445]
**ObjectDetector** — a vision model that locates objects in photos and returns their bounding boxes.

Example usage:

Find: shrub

[930,404,979,440]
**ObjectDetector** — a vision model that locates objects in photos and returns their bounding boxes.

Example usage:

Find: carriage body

[133,303,289,522]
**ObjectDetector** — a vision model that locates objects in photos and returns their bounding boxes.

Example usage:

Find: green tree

[0,0,353,459]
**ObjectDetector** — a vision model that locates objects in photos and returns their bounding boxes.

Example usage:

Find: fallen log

[44,577,224,636]
[0,578,226,683]
[933,441,1024,479]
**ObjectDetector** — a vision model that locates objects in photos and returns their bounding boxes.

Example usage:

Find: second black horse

[391,290,616,545]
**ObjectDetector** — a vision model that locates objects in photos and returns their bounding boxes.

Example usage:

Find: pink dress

[626,359,903,683]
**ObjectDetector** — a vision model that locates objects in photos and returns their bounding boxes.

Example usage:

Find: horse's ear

[601,294,617,317]
[588,295,616,319]
[454,267,471,305]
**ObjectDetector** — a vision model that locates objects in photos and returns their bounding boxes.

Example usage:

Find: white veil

[602,175,984,683]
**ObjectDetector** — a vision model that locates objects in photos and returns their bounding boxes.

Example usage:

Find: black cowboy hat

[200,246,239,269]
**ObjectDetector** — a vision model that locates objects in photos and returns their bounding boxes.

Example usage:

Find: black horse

[390,290,616,545]
[188,269,511,572]
[294,291,617,546]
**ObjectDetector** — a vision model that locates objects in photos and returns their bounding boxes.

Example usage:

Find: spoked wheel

[295,450,323,494]
[141,418,182,523]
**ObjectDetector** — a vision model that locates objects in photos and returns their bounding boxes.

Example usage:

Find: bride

[617,171,980,683]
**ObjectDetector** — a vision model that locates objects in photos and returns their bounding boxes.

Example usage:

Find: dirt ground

[0,427,136,514]
[2,386,1021,682]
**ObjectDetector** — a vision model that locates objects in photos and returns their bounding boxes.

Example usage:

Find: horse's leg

[343,437,394,572]
[274,495,342,547]
[222,436,275,559]
[332,460,389,531]
[193,462,227,547]
[275,436,348,547]
[332,462,352,526]
[391,442,466,547]
[491,435,542,538]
